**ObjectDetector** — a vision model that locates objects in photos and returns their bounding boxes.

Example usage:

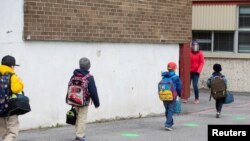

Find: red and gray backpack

[66,73,91,107]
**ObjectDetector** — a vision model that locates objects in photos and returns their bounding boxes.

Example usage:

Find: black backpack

[210,76,226,100]
[0,73,12,116]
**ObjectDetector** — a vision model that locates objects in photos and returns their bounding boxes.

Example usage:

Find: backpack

[210,76,226,100]
[0,73,12,116]
[158,76,177,102]
[66,73,91,107]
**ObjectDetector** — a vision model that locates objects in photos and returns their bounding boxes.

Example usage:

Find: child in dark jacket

[70,57,100,141]
[207,64,227,118]
[161,62,182,131]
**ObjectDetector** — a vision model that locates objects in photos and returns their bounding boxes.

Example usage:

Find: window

[192,31,234,52]
[214,32,234,52]
[238,32,250,53]
[239,6,250,28]
[193,32,211,51]
[192,6,250,53]
[238,6,250,53]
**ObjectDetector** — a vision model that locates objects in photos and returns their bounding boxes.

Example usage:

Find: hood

[73,69,89,76]
[0,65,15,74]
[162,71,175,78]
[212,72,222,77]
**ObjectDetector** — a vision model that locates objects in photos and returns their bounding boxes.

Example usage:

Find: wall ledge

[204,52,250,59]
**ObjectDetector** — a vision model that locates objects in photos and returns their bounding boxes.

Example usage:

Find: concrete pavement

[17,90,250,141]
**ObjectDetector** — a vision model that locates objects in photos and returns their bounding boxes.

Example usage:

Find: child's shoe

[216,112,221,118]
[193,100,199,104]
[182,99,188,103]
[165,126,173,131]
[75,137,86,141]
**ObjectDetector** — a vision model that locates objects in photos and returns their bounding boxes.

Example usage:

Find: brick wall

[24,0,192,43]
[193,0,249,1]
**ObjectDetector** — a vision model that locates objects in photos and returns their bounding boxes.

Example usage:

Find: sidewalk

[18,90,250,141]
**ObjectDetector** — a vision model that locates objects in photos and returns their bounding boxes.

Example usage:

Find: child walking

[0,55,24,141]
[207,64,227,118]
[68,57,100,141]
[161,62,182,130]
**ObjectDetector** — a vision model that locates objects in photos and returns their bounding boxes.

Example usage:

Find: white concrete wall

[0,0,180,130]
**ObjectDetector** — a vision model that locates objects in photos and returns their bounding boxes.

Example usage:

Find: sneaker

[165,126,173,131]
[182,99,188,103]
[216,112,221,118]
[193,100,199,104]
[75,137,86,141]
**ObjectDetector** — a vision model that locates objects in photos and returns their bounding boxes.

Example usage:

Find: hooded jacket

[73,69,100,108]
[0,65,24,94]
[207,72,227,89]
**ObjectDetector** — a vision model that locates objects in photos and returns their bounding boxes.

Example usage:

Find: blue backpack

[0,73,12,116]
[158,76,177,102]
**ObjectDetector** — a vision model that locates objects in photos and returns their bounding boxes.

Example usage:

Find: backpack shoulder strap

[209,75,217,101]
[212,75,220,79]
[170,74,177,79]
[4,73,13,94]
[220,75,225,79]
[212,74,225,78]
[1,72,13,77]
[83,73,92,79]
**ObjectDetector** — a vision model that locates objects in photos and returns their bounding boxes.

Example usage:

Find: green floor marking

[121,133,139,137]
[233,116,247,121]
[184,123,200,127]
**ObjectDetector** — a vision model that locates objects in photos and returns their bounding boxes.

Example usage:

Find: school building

[192,0,250,92]
[0,0,191,129]
[1,0,249,130]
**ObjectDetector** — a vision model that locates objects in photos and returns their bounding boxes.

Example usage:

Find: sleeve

[173,76,182,97]
[88,76,100,108]
[197,51,205,74]
[222,75,228,89]
[10,74,24,94]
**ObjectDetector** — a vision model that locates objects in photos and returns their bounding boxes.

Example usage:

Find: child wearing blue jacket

[161,62,182,131]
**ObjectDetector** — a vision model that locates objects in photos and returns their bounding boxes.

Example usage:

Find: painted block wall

[199,58,250,92]
[0,0,180,129]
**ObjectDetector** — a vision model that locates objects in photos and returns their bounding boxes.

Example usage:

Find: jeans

[163,101,175,128]
[190,72,200,100]
[216,98,225,113]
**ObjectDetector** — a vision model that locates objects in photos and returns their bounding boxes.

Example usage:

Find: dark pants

[163,101,175,128]
[190,72,200,100]
[216,98,225,113]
